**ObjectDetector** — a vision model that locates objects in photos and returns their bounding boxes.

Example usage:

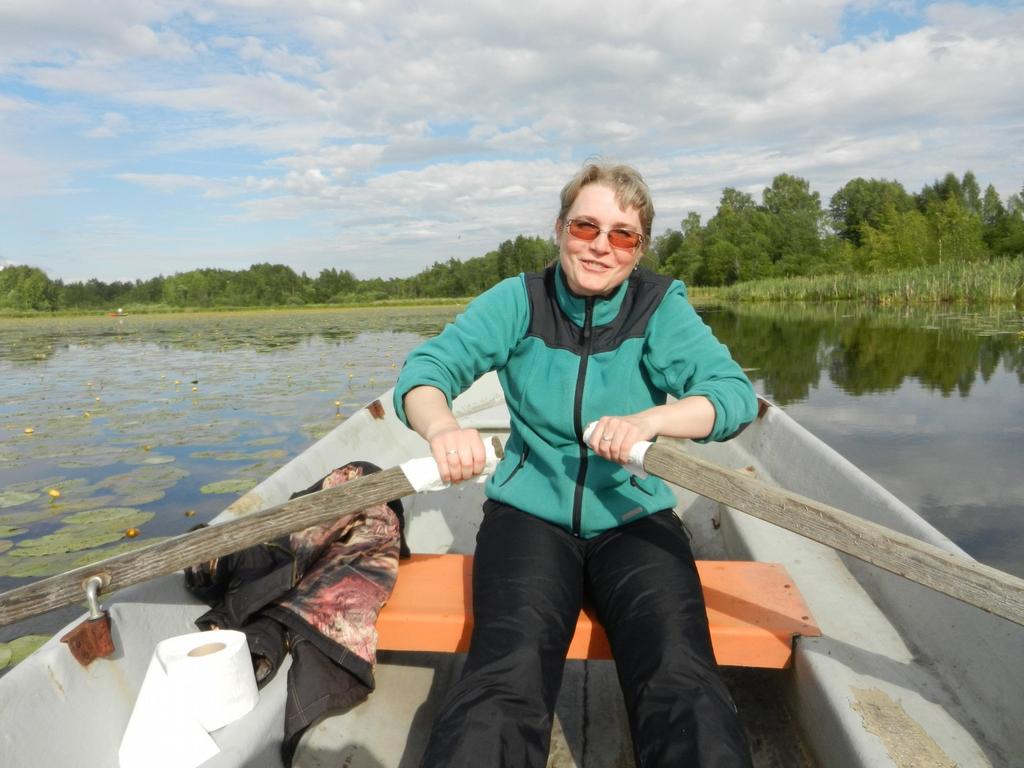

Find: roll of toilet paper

[119,629,259,768]
[157,629,259,731]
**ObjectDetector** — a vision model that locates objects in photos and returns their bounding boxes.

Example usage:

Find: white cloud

[115,172,242,198]
[24,63,138,96]
[127,72,332,122]
[84,111,128,139]
[0,94,34,112]
[0,146,70,198]
[1,0,1022,280]
[926,1,1024,38]
[272,143,387,175]
[0,1,187,71]
[480,125,549,153]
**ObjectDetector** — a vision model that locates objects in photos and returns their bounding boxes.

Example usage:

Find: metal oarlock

[83,575,104,619]
[60,574,115,667]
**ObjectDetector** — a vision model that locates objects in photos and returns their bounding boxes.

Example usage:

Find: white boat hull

[1,372,1020,767]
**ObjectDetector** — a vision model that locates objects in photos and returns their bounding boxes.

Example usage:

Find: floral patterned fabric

[272,462,402,670]
[184,461,405,764]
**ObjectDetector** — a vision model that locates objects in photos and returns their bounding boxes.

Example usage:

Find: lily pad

[302,421,336,440]
[118,490,166,506]
[10,527,128,557]
[0,507,62,526]
[0,491,40,509]
[92,465,189,495]
[200,478,259,495]
[56,452,127,469]
[0,525,27,538]
[2,635,51,666]
[45,478,92,495]
[0,643,11,670]
[69,536,170,569]
[245,436,286,447]
[0,550,83,578]
[190,449,286,462]
[124,453,176,465]
[0,540,11,555]
[0,534,171,578]
[63,507,154,531]
[1,476,69,494]
[43,495,122,515]
[0,452,23,470]
[164,421,244,446]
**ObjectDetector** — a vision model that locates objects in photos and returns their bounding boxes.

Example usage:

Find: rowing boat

[1,371,1021,766]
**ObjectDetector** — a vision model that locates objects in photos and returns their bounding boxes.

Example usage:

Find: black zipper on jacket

[498,444,530,487]
[571,297,595,536]
[630,475,654,496]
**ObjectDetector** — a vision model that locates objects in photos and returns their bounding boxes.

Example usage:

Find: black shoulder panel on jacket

[524,265,673,355]
[523,267,582,352]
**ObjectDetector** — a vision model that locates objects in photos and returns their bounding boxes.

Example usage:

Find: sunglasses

[565,218,645,250]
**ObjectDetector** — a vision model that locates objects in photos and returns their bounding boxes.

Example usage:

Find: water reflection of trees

[704,303,1024,405]
[4,306,1021,401]
[702,307,826,404]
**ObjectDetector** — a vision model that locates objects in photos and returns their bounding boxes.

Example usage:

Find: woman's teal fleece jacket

[394,264,757,539]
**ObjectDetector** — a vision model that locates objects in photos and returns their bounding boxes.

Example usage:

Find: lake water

[1,303,1022,641]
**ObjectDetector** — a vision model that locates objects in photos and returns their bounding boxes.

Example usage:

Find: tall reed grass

[689,258,1024,307]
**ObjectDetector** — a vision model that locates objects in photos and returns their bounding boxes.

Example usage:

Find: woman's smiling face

[557,183,643,297]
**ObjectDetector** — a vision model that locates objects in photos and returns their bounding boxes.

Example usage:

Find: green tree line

[3,170,1022,312]
[651,171,1024,286]
[0,234,557,312]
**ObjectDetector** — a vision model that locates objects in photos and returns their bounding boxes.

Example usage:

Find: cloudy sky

[1,1,1022,283]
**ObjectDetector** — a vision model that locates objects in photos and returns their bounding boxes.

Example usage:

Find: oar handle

[580,422,652,478]
[402,439,502,492]
[641,442,1024,627]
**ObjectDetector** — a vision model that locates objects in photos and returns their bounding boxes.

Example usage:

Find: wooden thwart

[378,554,821,669]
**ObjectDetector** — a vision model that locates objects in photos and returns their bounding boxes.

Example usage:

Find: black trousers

[420,501,752,767]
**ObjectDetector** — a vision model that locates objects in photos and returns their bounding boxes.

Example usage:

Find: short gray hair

[557,162,655,248]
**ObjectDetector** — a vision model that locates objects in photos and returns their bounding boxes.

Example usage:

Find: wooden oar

[2,442,1022,629]
[0,466,420,627]
[642,442,1024,627]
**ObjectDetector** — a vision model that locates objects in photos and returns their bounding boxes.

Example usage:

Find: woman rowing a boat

[395,161,758,767]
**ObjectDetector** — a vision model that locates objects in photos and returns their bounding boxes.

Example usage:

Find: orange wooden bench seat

[377,554,820,669]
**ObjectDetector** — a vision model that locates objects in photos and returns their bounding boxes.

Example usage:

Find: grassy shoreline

[689,258,1024,306]
[3,259,1022,318]
[0,296,471,319]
